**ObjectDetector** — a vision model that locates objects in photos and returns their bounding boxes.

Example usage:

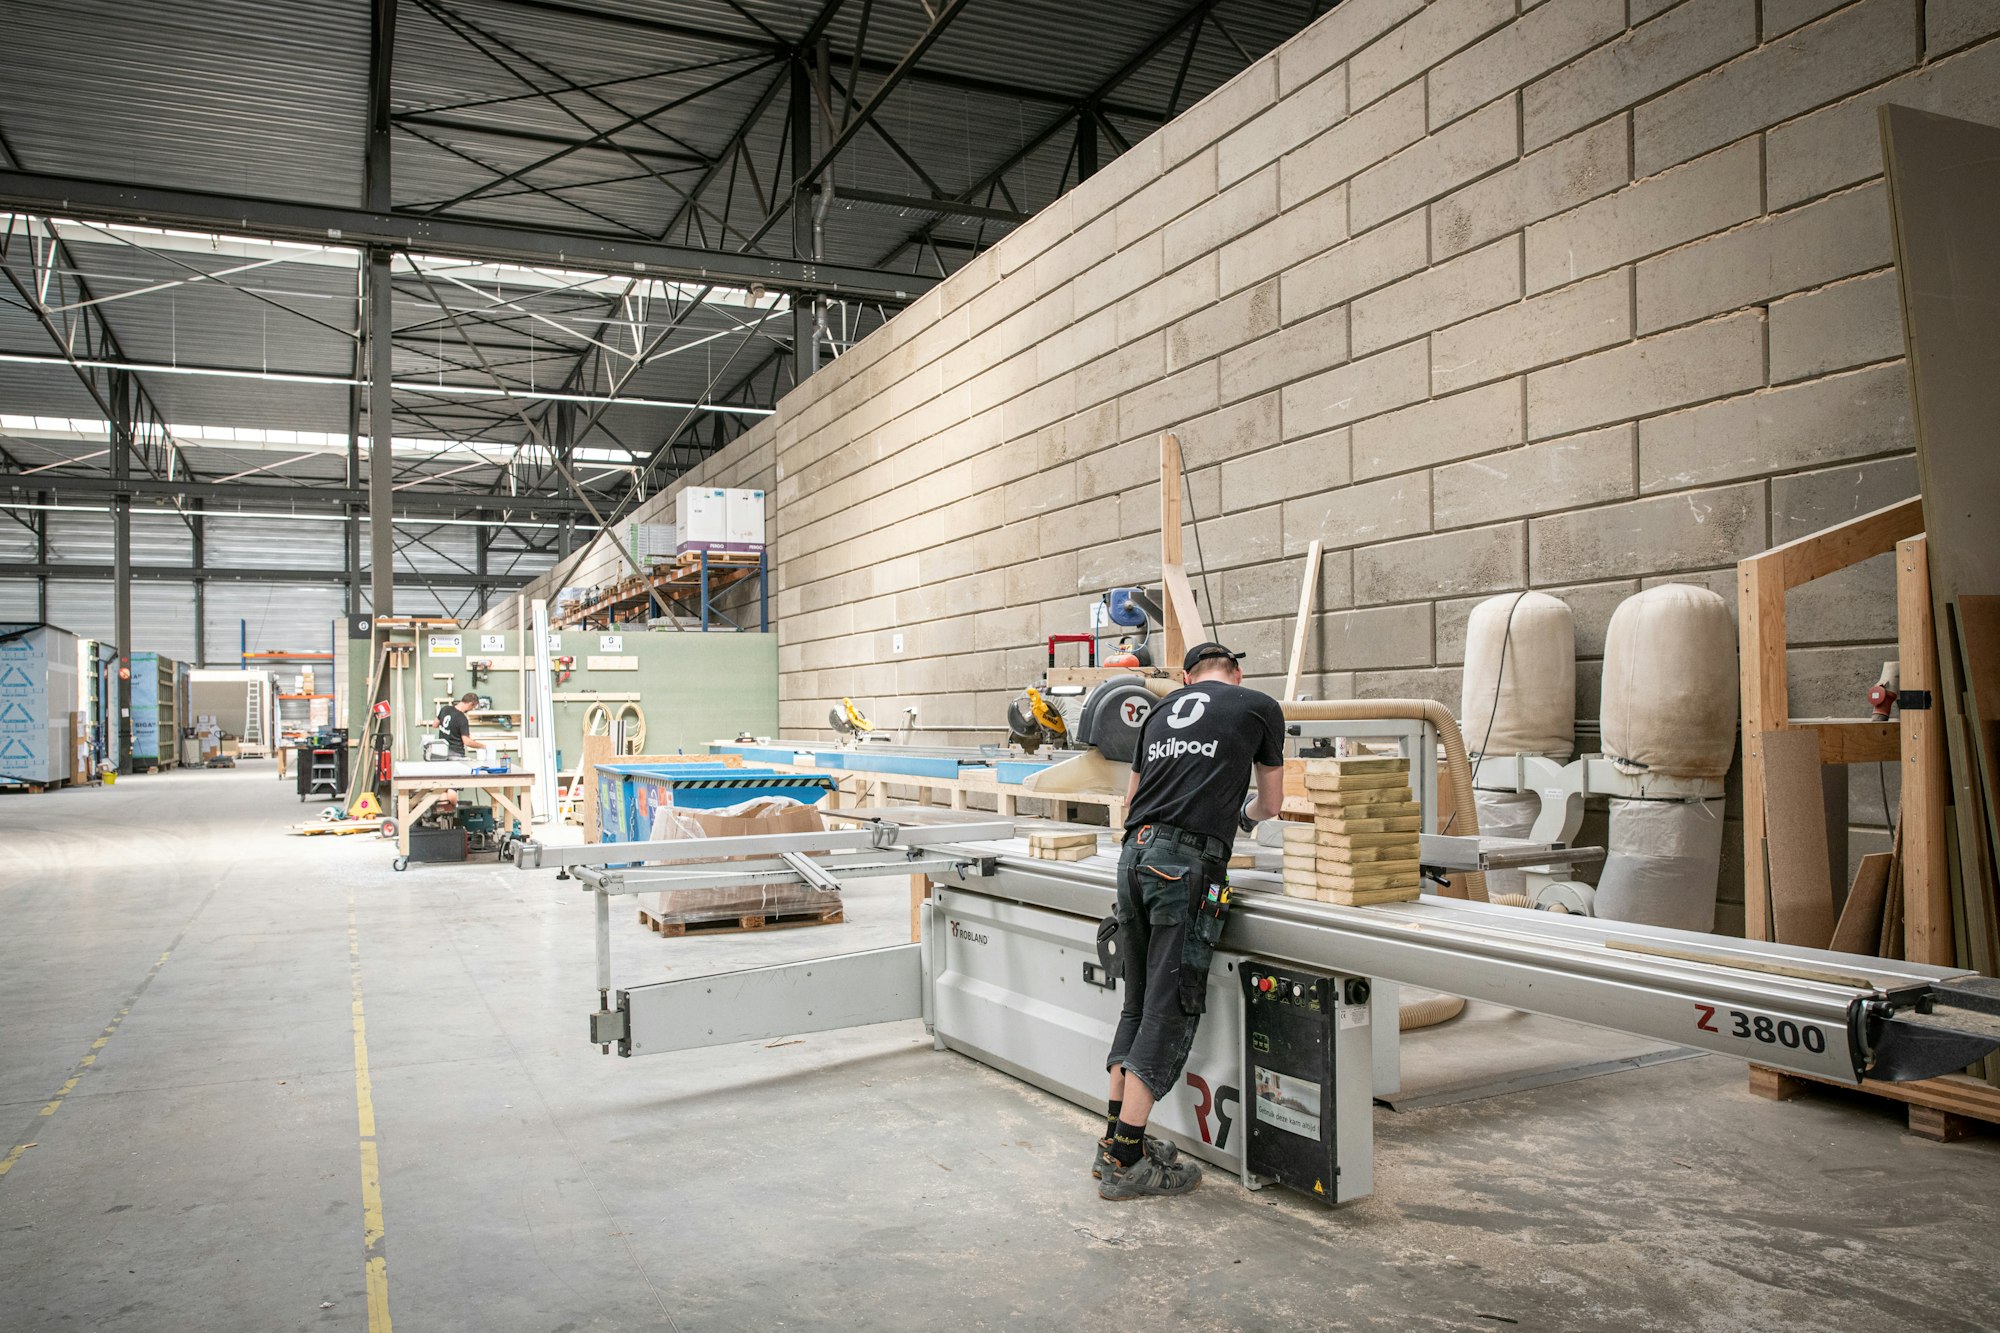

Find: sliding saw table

[510,814,2000,1207]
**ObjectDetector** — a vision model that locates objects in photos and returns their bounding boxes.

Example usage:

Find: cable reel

[583,700,648,754]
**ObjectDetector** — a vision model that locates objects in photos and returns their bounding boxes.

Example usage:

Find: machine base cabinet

[927,888,1374,1205]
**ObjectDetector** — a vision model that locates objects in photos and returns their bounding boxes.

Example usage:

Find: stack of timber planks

[1028,831,1100,862]
[1281,757,1423,905]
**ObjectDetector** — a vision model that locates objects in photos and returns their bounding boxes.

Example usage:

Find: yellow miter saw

[828,697,874,739]
[1005,686,1069,753]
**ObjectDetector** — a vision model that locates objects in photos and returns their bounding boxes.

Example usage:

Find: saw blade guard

[1074,675,1154,765]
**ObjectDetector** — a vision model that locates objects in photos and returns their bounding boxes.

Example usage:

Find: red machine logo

[1185,1072,1240,1150]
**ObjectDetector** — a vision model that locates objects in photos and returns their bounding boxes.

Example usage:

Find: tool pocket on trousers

[1178,907,1226,1015]
[1139,863,1189,924]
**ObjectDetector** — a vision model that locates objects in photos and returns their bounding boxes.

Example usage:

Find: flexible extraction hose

[1399,993,1467,1030]
[1279,699,1488,902]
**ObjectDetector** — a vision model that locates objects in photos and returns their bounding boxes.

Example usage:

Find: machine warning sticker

[1253,1066,1322,1141]
[1337,1002,1370,1031]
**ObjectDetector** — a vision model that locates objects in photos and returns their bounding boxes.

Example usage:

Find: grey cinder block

[1526,311,1764,441]
[1638,362,1913,493]
[1529,481,1765,582]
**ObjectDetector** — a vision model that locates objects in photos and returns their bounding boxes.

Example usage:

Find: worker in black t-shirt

[436,692,478,758]
[1095,642,1286,1200]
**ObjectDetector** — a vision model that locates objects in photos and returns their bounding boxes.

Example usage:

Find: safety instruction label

[1253,1066,1322,1141]
[428,634,462,657]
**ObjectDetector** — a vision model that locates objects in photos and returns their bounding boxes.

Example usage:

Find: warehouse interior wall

[488,0,2000,932]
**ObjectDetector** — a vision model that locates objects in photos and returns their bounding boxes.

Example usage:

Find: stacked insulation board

[1281,756,1423,906]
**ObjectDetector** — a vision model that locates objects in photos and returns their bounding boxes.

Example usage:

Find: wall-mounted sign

[599,634,624,653]
[428,634,462,658]
[480,634,507,652]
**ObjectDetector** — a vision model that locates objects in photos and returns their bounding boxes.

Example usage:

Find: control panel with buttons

[1241,964,1339,1201]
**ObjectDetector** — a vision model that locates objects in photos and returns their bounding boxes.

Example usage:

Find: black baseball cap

[1183,641,1245,673]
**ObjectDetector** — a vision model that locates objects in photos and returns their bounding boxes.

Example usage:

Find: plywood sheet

[1831,853,1893,956]
[1761,728,1835,948]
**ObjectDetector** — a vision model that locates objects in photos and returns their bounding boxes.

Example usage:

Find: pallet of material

[674,549,762,569]
[1282,757,1422,906]
[1749,1064,2000,1143]
[0,777,67,794]
[638,904,843,937]
[1028,831,1100,861]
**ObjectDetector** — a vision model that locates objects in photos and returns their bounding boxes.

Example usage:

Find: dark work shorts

[1104,828,1229,1100]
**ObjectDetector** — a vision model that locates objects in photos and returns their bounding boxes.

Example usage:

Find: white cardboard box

[675,488,728,546]
[724,488,765,545]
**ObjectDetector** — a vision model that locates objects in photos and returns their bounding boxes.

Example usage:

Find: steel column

[789,58,816,386]
[34,489,47,621]
[345,385,364,615]
[110,371,133,774]
[191,499,206,667]
[367,247,395,624]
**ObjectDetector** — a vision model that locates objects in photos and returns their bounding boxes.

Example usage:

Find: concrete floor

[3,766,1998,1333]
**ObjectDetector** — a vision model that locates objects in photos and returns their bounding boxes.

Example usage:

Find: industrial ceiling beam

[0,169,937,303]
[0,561,536,592]
[0,471,602,515]
[479,0,1167,122]
[740,0,977,252]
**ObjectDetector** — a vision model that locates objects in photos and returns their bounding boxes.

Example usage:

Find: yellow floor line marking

[1,935,187,1177]
[350,892,393,1333]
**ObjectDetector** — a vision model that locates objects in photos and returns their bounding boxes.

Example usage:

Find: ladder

[241,675,267,755]
[340,633,414,811]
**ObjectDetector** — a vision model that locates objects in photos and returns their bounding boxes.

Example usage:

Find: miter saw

[1006,673,1156,761]
[828,697,876,741]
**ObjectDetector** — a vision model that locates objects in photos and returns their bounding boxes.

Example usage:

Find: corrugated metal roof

[0,0,370,205]
[2,0,1326,578]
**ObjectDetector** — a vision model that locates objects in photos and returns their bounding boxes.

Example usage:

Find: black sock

[1105,1099,1122,1140]
[1109,1119,1146,1167]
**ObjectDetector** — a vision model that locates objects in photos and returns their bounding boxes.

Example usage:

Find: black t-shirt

[1125,679,1287,846]
[437,705,471,756]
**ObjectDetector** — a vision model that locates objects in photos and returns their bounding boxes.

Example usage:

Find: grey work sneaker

[1089,1133,1183,1179]
[1098,1146,1203,1200]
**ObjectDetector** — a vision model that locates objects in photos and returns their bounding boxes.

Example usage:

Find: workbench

[388,761,536,857]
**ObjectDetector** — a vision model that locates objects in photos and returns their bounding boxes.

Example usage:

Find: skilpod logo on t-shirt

[1148,690,1219,761]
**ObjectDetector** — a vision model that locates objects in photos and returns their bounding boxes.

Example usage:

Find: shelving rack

[244,622,338,741]
[552,549,768,632]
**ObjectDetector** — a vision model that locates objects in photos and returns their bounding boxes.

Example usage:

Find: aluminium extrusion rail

[509,823,2000,1085]
[957,845,1999,1087]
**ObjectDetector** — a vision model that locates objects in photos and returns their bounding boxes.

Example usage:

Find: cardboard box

[724,488,765,545]
[675,487,728,546]
[649,797,829,922]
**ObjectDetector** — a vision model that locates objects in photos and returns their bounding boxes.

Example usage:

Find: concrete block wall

[493,0,2000,933]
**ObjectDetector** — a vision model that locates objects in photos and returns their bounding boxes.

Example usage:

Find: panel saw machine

[510,705,2000,1209]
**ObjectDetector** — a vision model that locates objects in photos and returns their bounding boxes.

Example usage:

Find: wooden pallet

[1749,1064,2000,1142]
[0,778,63,794]
[637,905,843,938]
[673,550,762,569]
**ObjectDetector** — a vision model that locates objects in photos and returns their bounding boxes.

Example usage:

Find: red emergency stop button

[1258,976,1273,993]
